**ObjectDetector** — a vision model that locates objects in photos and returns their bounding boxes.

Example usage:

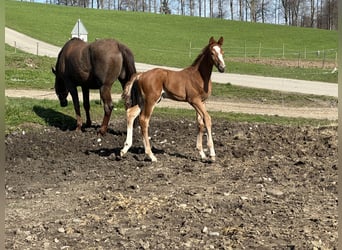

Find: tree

[160,0,171,13]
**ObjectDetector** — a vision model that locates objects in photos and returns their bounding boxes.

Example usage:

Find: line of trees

[47,0,338,30]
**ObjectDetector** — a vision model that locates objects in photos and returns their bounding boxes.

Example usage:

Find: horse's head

[52,67,68,107]
[209,37,225,73]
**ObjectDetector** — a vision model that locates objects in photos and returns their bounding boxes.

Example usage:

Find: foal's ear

[218,36,224,45]
[209,36,216,44]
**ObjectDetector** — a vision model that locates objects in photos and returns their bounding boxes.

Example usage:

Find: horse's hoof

[209,156,216,163]
[149,155,157,162]
[120,150,126,158]
[97,129,107,136]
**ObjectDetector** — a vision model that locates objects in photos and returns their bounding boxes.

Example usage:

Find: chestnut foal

[121,37,225,162]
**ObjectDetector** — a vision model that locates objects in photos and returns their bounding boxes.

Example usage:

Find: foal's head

[208,36,225,73]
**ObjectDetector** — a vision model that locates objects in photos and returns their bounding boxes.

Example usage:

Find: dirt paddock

[5,117,337,249]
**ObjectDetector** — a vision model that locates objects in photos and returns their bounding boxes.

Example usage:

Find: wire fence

[10,38,338,69]
[189,42,338,69]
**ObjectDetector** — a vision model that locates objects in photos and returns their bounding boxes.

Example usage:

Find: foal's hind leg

[120,105,141,157]
[139,100,157,162]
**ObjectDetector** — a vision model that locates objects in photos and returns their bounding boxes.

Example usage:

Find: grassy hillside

[6,1,337,65]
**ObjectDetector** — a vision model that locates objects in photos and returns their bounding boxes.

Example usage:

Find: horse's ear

[218,36,224,45]
[51,67,56,75]
[209,36,215,44]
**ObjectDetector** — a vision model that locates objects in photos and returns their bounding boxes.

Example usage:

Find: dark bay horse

[52,38,136,135]
[120,37,225,162]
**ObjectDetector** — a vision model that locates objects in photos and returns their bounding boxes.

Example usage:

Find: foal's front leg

[194,102,216,162]
[196,112,207,160]
[204,112,216,162]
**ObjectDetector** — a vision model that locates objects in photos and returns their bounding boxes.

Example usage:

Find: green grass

[211,83,337,107]
[5,44,56,89]
[5,0,338,83]
[228,60,337,83]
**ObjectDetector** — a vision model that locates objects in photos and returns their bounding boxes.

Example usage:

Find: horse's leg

[99,85,113,135]
[69,87,82,131]
[82,87,91,127]
[139,100,157,162]
[120,104,141,157]
[192,101,216,162]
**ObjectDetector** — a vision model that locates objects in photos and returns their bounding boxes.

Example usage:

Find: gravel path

[5,27,338,120]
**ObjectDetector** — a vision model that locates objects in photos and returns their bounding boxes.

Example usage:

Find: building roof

[71,19,88,35]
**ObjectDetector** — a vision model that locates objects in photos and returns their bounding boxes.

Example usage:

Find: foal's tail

[122,72,142,110]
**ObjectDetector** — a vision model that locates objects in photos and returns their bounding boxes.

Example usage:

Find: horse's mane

[191,44,211,67]
[118,42,137,86]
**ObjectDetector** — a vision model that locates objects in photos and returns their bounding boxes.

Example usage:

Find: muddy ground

[5,116,337,249]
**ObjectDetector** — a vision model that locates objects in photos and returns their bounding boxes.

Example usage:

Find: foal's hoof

[120,150,126,158]
[149,154,158,162]
[201,156,216,163]
[209,156,216,163]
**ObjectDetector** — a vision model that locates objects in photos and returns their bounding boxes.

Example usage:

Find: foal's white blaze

[213,46,225,68]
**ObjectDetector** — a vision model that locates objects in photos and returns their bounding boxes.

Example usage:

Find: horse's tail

[118,43,137,88]
[122,73,142,110]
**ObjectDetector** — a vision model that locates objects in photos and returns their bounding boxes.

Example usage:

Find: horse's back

[58,38,87,61]
[89,39,123,73]
[56,38,88,74]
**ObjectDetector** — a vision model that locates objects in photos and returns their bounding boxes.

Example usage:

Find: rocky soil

[5,118,337,249]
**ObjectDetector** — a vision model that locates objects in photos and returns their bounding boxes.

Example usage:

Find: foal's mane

[191,43,212,67]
